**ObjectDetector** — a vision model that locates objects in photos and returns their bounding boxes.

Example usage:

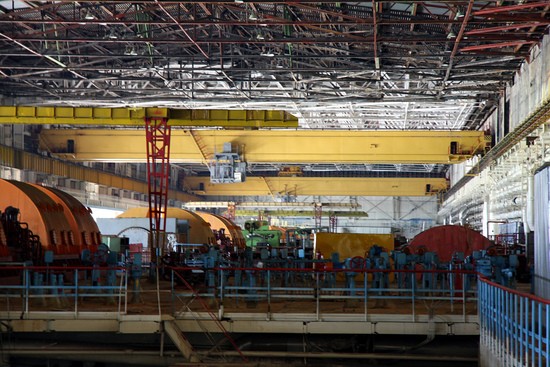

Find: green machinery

[242,220,320,259]
[242,221,282,249]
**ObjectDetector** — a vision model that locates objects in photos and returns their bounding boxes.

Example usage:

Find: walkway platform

[0,265,481,366]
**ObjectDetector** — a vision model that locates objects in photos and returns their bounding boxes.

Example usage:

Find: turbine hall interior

[0,1,550,367]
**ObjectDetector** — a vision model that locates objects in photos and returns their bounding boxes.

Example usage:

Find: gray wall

[534,166,550,299]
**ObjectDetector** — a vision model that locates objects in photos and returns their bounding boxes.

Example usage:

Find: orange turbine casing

[196,211,245,249]
[0,179,73,255]
[117,207,216,246]
[31,185,101,254]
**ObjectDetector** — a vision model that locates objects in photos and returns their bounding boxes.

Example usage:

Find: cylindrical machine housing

[196,211,245,249]
[31,185,101,253]
[117,207,216,246]
[0,179,74,256]
[408,225,493,262]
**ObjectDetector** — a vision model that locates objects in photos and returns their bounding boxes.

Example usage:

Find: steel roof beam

[3,18,547,26]
[460,40,537,52]
[472,2,550,16]
[0,0,547,133]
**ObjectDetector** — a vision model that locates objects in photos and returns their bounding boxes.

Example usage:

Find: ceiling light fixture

[124,46,138,56]
[260,46,274,57]
[107,29,118,39]
[454,8,464,20]
[84,11,95,20]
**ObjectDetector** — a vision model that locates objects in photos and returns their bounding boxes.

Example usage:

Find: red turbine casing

[408,225,492,262]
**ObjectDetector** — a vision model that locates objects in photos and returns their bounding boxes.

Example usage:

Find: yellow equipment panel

[314,232,394,261]
[315,232,395,281]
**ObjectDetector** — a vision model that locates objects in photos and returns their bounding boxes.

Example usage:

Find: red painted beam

[472,1,550,16]
[465,22,549,35]
[372,0,379,70]
[460,40,537,52]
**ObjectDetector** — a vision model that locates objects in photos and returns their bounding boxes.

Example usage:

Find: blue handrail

[478,277,549,367]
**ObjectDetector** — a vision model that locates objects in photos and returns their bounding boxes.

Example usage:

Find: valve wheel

[350,256,364,270]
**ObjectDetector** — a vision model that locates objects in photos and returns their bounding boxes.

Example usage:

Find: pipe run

[526,175,535,231]
[3,348,180,367]
[5,346,479,364]
[207,350,478,362]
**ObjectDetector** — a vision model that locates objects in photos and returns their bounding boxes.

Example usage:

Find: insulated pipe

[207,350,478,362]
[5,347,479,363]
[457,208,465,225]
[523,207,531,233]
[526,175,535,231]
[482,199,489,237]
[4,349,182,367]
[490,211,522,222]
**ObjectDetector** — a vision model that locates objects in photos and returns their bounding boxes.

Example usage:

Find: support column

[314,203,322,229]
[226,202,236,222]
[145,117,171,264]
[329,213,337,233]
[164,320,202,363]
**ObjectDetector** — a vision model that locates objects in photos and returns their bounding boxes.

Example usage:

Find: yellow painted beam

[0,144,200,202]
[0,106,298,128]
[40,129,489,164]
[184,177,448,197]
[233,210,369,217]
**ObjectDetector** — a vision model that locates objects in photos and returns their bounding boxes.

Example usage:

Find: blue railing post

[220,268,225,303]
[24,267,30,315]
[531,299,535,364]
[74,269,79,316]
[546,303,549,367]
[479,276,548,367]
[411,269,416,321]
[267,269,271,319]
[315,270,319,321]
[363,269,368,321]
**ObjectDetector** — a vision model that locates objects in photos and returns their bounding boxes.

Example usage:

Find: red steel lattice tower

[145,117,171,264]
[314,203,322,230]
[329,212,338,233]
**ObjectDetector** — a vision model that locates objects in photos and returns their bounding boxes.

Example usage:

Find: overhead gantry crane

[0,106,493,199]
[39,129,489,164]
[0,105,492,262]
[0,106,298,264]
[37,120,490,198]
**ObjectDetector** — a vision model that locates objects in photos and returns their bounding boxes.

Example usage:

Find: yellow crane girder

[184,176,447,197]
[233,210,369,217]
[0,106,298,128]
[39,129,489,164]
[0,144,200,202]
